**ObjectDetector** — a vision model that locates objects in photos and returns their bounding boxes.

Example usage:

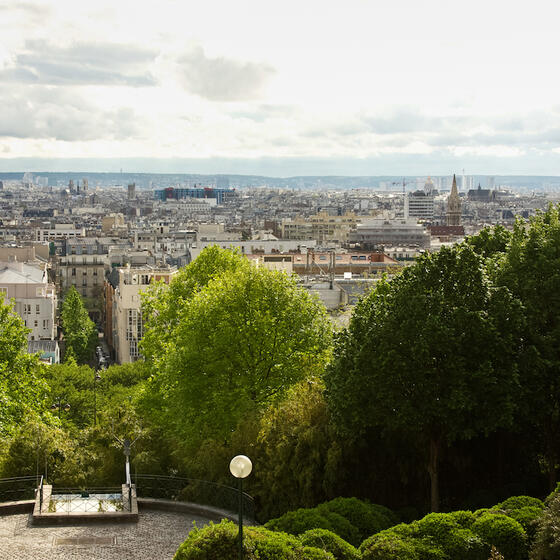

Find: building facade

[0,261,57,341]
[110,266,177,363]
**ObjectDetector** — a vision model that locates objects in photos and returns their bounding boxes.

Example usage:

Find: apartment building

[109,265,177,363]
[0,261,57,341]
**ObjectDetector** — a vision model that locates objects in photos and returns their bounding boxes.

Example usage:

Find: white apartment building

[0,261,57,341]
[111,266,177,363]
[36,224,86,242]
[406,191,435,220]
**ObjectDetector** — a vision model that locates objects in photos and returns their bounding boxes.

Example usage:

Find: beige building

[0,261,57,341]
[102,213,125,233]
[56,238,108,321]
[282,211,360,243]
[111,266,177,363]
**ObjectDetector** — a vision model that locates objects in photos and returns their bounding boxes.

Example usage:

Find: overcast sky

[1,0,560,176]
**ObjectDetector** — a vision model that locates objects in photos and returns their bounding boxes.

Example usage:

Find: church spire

[447,174,462,226]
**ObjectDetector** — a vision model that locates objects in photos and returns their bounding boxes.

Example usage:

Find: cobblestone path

[0,509,212,559]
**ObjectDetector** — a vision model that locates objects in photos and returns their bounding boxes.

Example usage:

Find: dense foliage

[0,297,47,435]
[325,244,523,511]
[61,286,97,364]
[140,247,332,451]
[173,520,334,560]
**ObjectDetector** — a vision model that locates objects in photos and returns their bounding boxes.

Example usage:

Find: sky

[1,0,560,176]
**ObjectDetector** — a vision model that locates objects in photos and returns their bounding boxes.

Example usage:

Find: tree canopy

[325,244,524,511]
[497,205,560,488]
[61,286,97,364]
[141,247,332,446]
[0,297,47,435]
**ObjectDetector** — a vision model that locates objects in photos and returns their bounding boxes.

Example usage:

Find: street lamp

[93,372,101,425]
[229,455,252,560]
[51,397,70,419]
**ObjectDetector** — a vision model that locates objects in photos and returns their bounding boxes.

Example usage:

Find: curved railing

[0,476,38,502]
[134,474,256,520]
[0,474,256,521]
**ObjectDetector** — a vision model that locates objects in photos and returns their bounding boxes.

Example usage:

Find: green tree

[141,247,332,447]
[325,245,523,512]
[0,297,47,435]
[465,224,512,259]
[141,245,248,364]
[61,286,97,364]
[497,205,560,489]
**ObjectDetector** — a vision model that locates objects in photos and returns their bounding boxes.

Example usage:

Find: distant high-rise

[68,179,75,194]
[447,174,462,226]
[82,178,88,193]
[128,183,136,200]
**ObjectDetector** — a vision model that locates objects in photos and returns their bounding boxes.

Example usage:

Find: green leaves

[61,286,97,364]
[141,246,332,447]
[0,298,47,436]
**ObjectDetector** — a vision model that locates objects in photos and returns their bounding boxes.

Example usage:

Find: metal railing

[48,487,126,514]
[0,476,38,502]
[134,474,256,520]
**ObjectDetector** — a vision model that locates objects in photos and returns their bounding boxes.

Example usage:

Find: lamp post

[229,455,252,560]
[93,371,101,425]
[50,397,70,419]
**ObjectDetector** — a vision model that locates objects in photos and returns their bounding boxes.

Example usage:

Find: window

[36,304,40,314]
[0,287,7,297]
[34,320,38,327]
[71,268,76,276]
[43,319,49,329]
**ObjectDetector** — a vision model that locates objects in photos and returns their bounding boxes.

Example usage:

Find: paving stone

[0,510,213,559]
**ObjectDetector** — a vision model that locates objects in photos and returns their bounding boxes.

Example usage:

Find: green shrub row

[264,497,397,546]
[175,495,546,560]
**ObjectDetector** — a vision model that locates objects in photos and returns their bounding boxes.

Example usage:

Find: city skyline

[2,0,560,175]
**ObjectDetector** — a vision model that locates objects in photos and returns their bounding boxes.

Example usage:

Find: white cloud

[0,0,560,172]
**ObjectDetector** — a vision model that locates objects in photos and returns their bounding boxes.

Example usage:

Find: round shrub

[173,519,312,560]
[448,510,476,528]
[318,510,361,546]
[265,506,359,546]
[300,528,360,560]
[319,498,397,544]
[498,495,544,511]
[265,508,336,536]
[302,546,335,559]
[507,506,543,543]
[416,513,487,560]
[472,513,527,560]
[360,533,420,560]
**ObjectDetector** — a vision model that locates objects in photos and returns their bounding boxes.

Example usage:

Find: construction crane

[392,178,412,219]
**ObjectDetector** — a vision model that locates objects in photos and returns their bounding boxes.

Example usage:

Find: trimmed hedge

[265,498,396,547]
[472,513,527,560]
[318,498,398,545]
[265,507,359,544]
[416,513,488,560]
[360,533,420,560]
[173,519,333,560]
[497,496,544,511]
[300,528,360,560]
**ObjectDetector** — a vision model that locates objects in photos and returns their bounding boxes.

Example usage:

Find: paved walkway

[0,509,213,559]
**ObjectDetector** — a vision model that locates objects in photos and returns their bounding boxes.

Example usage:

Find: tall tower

[447,174,462,226]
